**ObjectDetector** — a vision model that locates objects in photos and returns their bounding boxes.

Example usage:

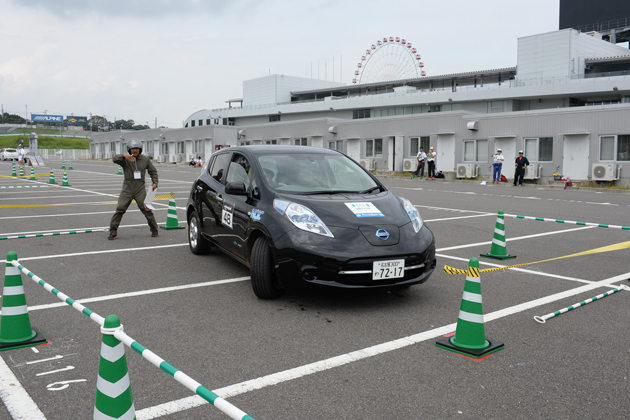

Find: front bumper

[273,224,436,289]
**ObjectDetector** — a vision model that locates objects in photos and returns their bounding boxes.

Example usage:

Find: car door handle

[196,185,203,191]
[216,194,224,203]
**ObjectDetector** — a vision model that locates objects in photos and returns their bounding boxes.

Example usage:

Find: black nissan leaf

[186,146,436,299]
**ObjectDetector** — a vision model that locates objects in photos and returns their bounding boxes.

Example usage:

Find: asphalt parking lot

[1,158,629,420]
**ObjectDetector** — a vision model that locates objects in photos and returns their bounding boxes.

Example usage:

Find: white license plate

[372,259,405,280]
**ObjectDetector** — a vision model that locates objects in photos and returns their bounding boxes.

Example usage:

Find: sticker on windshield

[345,202,384,218]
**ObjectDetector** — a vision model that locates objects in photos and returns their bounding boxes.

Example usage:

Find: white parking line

[136,271,630,419]
[0,356,47,420]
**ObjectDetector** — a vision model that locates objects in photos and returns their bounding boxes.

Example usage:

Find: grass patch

[0,135,89,149]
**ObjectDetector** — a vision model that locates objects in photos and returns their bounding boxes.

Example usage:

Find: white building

[90,29,630,184]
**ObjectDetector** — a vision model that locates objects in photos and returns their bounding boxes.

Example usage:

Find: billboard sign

[67,116,88,126]
[31,114,63,123]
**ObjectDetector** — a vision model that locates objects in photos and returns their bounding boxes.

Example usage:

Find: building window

[487,101,506,113]
[328,141,343,151]
[410,136,430,156]
[464,139,488,162]
[206,119,211,125]
[197,119,202,126]
[177,142,184,154]
[269,115,281,122]
[264,140,277,145]
[194,140,203,153]
[352,109,371,119]
[223,118,235,126]
[366,139,383,157]
[524,137,553,162]
[600,135,630,161]
[145,141,154,154]
[191,120,195,127]
[239,141,251,146]
[294,138,307,146]
[161,143,168,155]
[110,142,116,152]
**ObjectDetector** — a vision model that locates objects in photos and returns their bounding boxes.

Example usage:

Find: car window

[257,153,378,193]
[225,154,252,190]
[210,153,231,184]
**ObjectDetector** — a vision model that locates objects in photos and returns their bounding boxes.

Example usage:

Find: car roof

[223,146,343,157]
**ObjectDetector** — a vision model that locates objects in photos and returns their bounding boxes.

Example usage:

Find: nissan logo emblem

[375,229,390,240]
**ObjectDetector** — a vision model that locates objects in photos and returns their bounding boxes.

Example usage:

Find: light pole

[25,104,27,127]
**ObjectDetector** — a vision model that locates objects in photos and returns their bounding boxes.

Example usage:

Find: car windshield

[257,153,380,194]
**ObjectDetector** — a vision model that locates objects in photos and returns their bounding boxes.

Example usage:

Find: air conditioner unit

[456,163,473,178]
[105,152,111,159]
[95,153,103,159]
[177,154,184,162]
[170,155,177,163]
[403,158,417,171]
[592,163,615,181]
[524,163,539,179]
[157,155,166,163]
[359,159,374,170]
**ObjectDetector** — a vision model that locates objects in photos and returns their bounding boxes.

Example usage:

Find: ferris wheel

[352,37,425,84]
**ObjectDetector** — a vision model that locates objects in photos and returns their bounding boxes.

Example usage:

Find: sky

[0,0,560,128]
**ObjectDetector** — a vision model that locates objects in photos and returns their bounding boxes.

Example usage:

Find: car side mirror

[225,181,248,196]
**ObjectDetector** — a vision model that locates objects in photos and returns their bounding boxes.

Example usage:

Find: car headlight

[274,199,334,238]
[398,196,423,233]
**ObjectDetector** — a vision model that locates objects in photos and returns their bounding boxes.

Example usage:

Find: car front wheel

[188,210,211,255]
[250,236,284,299]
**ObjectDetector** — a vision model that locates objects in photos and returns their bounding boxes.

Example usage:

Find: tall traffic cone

[436,257,503,358]
[68,161,73,170]
[117,166,123,175]
[93,315,135,420]
[29,166,36,180]
[11,161,16,177]
[0,252,47,351]
[48,168,57,184]
[160,194,185,230]
[61,171,71,186]
[61,160,66,170]
[19,165,24,177]
[480,210,516,260]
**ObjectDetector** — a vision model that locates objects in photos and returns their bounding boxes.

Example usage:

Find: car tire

[251,236,284,299]
[188,210,211,255]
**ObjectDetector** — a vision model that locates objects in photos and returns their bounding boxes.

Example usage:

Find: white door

[562,135,589,180]
[347,139,360,162]
[495,138,516,176]
[437,134,455,172]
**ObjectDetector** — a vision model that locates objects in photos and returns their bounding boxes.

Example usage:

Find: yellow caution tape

[444,240,630,275]
[0,193,177,208]
[0,171,66,179]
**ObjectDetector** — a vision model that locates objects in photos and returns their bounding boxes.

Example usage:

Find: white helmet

[126,138,143,154]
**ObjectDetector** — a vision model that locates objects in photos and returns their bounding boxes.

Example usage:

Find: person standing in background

[412,146,427,179]
[491,148,504,183]
[427,147,437,179]
[513,150,529,187]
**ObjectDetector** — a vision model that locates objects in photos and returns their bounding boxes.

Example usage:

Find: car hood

[275,191,411,230]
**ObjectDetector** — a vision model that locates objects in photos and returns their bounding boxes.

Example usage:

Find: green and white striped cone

[118,166,123,175]
[61,160,66,170]
[0,252,47,351]
[160,195,185,230]
[94,315,135,420]
[11,161,16,177]
[480,210,516,260]
[436,258,503,358]
[69,161,73,170]
[19,165,24,177]
[29,166,36,180]
[62,171,71,186]
[48,168,57,184]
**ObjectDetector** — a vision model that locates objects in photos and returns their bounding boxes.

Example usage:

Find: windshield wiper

[359,186,381,194]
[298,190,359,195]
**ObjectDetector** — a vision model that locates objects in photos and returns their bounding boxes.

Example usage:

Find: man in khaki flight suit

[108,138,159,240]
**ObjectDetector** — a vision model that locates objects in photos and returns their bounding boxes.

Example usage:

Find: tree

[2,113,27,124]
[88,115,110,131]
